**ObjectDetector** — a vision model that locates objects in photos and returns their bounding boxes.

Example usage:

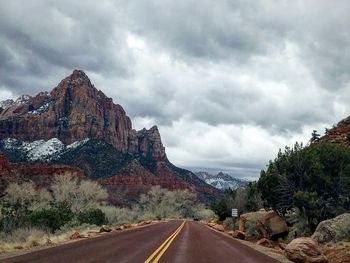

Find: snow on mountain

[195,171,250,190]
[28,102,52,115]
[0,99,15,110]
[14,95,31,105]
[1,137,90,162]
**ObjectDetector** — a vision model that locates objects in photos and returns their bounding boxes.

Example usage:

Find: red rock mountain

[0,70,220,203]
[0,70,166,160]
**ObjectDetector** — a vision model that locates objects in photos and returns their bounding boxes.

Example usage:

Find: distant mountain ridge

[194,171,249,190]
[0,70,220,204]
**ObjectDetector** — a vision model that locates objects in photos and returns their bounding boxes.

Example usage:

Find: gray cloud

[0,0,349,178]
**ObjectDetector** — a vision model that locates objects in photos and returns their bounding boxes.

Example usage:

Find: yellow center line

[144,221,186,263]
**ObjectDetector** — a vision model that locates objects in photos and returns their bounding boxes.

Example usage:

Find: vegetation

[0,175,214,252]
[257,141,350,232]
[211,183,263,221]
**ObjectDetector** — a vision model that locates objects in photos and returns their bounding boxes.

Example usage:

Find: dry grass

[0,228,50,253]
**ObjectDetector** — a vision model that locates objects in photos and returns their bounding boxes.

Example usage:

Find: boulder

[312,213,350,244]
[138,220,152,226]
[257,238,274,248]
[232,230,246,240]
[239,210,266,232]
[284,237,328,263]
[212,224,225,232]
[122,223,133,230]
[99,225,112,233]
[68,230,82,240]
[257,211,289,239]
[240,210,288,239]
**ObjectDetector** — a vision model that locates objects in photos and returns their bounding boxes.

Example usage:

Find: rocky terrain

[0,70,220,203]
[321,116,350,146]
[195,171,249,190]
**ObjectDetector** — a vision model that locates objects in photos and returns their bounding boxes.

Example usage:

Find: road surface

[2,221,280,263]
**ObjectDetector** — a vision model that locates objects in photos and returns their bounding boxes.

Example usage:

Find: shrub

[77,209,106,226]
[245,214,259,238]
[195,208,217,221]
[51,174,108,213]
[101,206,140,225]
[223,217,235,230]
[29,202,73,232]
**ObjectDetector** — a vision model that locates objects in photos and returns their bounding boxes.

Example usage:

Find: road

[2,221,280,263]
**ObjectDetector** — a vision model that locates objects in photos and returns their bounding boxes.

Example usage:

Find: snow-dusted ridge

[195,171,250,190]
[1,137,90,162]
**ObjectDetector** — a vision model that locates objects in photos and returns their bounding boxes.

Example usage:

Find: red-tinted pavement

[2,221,280,263]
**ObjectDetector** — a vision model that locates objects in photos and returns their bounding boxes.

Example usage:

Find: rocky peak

[0,70,167,160]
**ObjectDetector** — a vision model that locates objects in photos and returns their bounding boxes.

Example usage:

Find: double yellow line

[144,221,186,263]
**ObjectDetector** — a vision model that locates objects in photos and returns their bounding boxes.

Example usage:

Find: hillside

[195,171,249,190]
[0,70,220,203]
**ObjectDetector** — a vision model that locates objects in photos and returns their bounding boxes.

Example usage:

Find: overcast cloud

[1,0,350,179]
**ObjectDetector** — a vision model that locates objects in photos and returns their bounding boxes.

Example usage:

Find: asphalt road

[2,221,280,263]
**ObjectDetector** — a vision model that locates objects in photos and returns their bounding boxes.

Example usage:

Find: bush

[101,206,140,225]
[195,209,217,221]
[51,174,108,213]
[223,217,235,230]
[77,209,106,226]
[29,203,74,232]
[245,214,259,238]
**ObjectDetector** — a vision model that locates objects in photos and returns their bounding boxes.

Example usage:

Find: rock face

[0,70,220,203]
[312,213,350,244]
[0,154,84,190]
[321,116,350,147]
[284,237,328,263]
[0,70,165,160]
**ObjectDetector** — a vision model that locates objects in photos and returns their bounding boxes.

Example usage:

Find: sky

[1,0,350,180]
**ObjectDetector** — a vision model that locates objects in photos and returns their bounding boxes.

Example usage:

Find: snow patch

[1,137,90,162]
[14,95,31,105]
[28,102,51,115]
[67,138,89,149]
[0,99,15,110]
[23,138,64,161]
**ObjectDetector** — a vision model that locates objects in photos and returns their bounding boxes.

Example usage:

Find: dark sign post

[231,208,238,231]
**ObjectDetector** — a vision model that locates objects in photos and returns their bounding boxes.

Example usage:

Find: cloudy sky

[1,0,350,180]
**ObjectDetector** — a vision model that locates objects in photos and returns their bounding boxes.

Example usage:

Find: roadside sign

[232,208,238,217]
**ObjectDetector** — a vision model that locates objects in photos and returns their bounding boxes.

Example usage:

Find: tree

[3,181,51,210]
[257,141,350,231]
[310,130,320,143]
[51,174,108,213]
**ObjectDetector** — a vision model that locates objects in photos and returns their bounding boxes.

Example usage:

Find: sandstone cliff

[0,70,166,160]
[0,70,220,203]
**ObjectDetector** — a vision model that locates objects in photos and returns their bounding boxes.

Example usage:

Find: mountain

[194,171,249,190]
[320,116,350,146]
[0,70,220,204]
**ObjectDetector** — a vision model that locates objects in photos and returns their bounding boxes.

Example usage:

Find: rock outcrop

[312,213,350,244]
[0,154,84,190]
[284,237,328,263]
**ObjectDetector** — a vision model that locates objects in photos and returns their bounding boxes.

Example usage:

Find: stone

[122,224,133,230]
[284,237,328,263]
[232,230,245,240]
[138,221,152,226]
[99,225,112,233]
[312,213,350,244]
[257,238,274,248]
[212,224,225,232]
[69,230,82,240]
